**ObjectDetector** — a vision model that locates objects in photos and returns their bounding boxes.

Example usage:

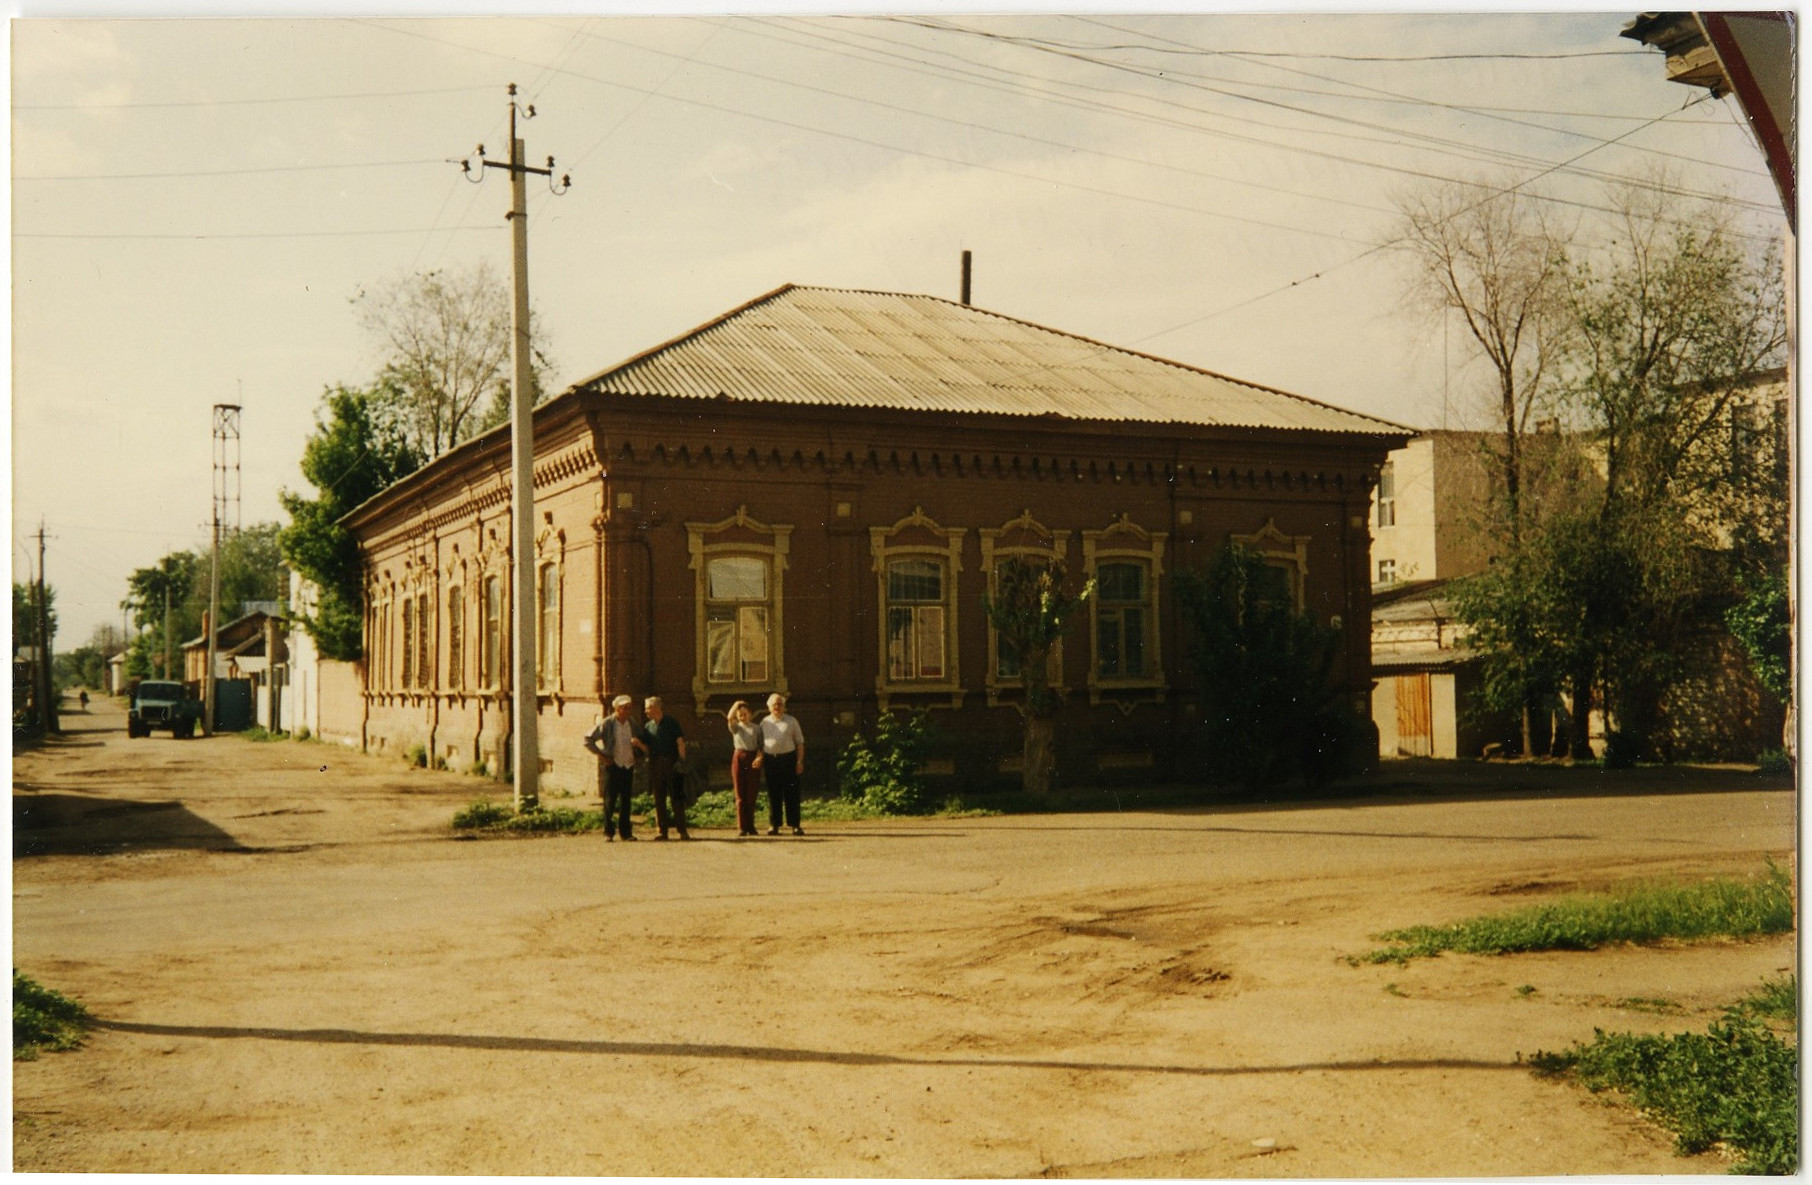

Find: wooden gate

[1395,672,1433,757]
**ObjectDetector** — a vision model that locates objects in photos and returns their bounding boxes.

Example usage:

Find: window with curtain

[885,557,947,681]
[705,555,770,685]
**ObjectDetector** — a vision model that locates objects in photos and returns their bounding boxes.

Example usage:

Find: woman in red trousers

[725,700,764,837]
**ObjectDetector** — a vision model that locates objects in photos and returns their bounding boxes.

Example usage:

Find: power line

[15,85,495,111]
[1072,16,1772,185]
[900,16,1778,214]
[356,18,1382,245]
[16,226,497,241]
[544,17,1401,223]
[1071,16,1770,183]
[18,159,446,182]
[753,17,1780,240]
[888,28,1652,64]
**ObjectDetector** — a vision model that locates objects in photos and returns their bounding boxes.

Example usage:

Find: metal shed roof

[579,284,1408,436]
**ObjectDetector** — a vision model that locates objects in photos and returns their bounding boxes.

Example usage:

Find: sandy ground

[12,696,1797,1176]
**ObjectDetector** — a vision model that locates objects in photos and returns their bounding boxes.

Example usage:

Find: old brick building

[341,284,1410,794]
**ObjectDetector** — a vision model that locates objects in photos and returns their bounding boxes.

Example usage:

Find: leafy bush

[1728,973,1796,1022]
[404,743,428,769]
[1531,1013,1797,1174]
[1755,748,1792,777]
[451,800,514,829]
[294,725,312,742]
[14,971,90,1060]
[1359,864,1793,963]
[1176,544,1360,786]
[837,710,934,815]
[1726,569,1790,701]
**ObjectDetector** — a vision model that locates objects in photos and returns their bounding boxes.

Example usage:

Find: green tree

[279,383,423,660]
[1176,545,1356,786]
[982,556,1094,796]
[120,527,283,683]
[123,552,200,679]
[12,582,56,654]
[53,646,106,694]
[1451,181,1787,762]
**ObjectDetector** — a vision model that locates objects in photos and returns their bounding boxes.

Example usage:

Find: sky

[9,8,1789,650]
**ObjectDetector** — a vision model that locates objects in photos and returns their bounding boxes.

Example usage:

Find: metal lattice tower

[212,403,242,536]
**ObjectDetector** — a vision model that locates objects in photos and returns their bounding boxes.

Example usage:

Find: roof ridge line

[571,282,800,392]
[786,285,1412,434]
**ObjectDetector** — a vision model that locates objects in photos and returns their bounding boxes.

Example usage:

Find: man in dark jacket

[642,696,690,840]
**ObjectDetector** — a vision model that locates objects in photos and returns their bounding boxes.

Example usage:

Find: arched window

[400,597,415,688]
[1082,515,1167,705]
[446,584,464,691]
[870,508,966,708]
[705,555,770,685]
[415,591,431,689]
[537,562,561,690]
[481,574,503,688]
[979,512,1070,706]
[686,506,792,714]
[1094,560,1150,679]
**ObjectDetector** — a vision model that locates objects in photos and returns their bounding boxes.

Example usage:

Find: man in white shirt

[759,692,806,836]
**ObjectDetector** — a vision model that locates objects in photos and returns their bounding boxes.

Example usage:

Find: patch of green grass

[1530,1010,1797,1174]
[1515,983,1537,997]
[1727,974,1796,1022]
[238,727,286,743]
[452,799,604,833]
[1356,864,1793,964]
[1755,748,1792,777]
[14,971,90,1060]
[1616,996,1685,1015]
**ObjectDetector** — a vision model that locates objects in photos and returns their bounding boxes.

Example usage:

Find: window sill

[874,679,965,711]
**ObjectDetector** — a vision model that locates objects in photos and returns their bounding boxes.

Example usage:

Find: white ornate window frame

[445,556,467,694]
[1233,518,1311,611]
[534,524,566,696]
[1082,514,1168,709]
[370,575,393,693]
[479,570,505,692]
[870,506,966,711]
[979,510,1071,708]
[687,505,792,716]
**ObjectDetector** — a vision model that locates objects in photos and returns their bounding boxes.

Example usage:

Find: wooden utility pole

[35,523,56,734]
[470,84,569,811]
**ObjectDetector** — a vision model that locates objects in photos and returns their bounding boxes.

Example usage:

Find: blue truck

[127,680,202,739]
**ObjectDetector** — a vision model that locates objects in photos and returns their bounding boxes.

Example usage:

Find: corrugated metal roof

[578,284,1409,436]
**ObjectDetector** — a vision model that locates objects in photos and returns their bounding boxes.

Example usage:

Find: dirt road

[13,697,1796,1175]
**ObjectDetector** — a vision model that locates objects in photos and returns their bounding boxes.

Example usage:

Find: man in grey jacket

[584,694,646,841]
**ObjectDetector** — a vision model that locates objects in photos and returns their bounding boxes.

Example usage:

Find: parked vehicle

[127,680,201,739]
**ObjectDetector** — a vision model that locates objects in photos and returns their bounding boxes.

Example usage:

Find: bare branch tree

[1394,179,1569,538]
[353,261,551,458]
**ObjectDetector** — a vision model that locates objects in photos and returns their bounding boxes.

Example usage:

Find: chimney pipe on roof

[960,250,972,306]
